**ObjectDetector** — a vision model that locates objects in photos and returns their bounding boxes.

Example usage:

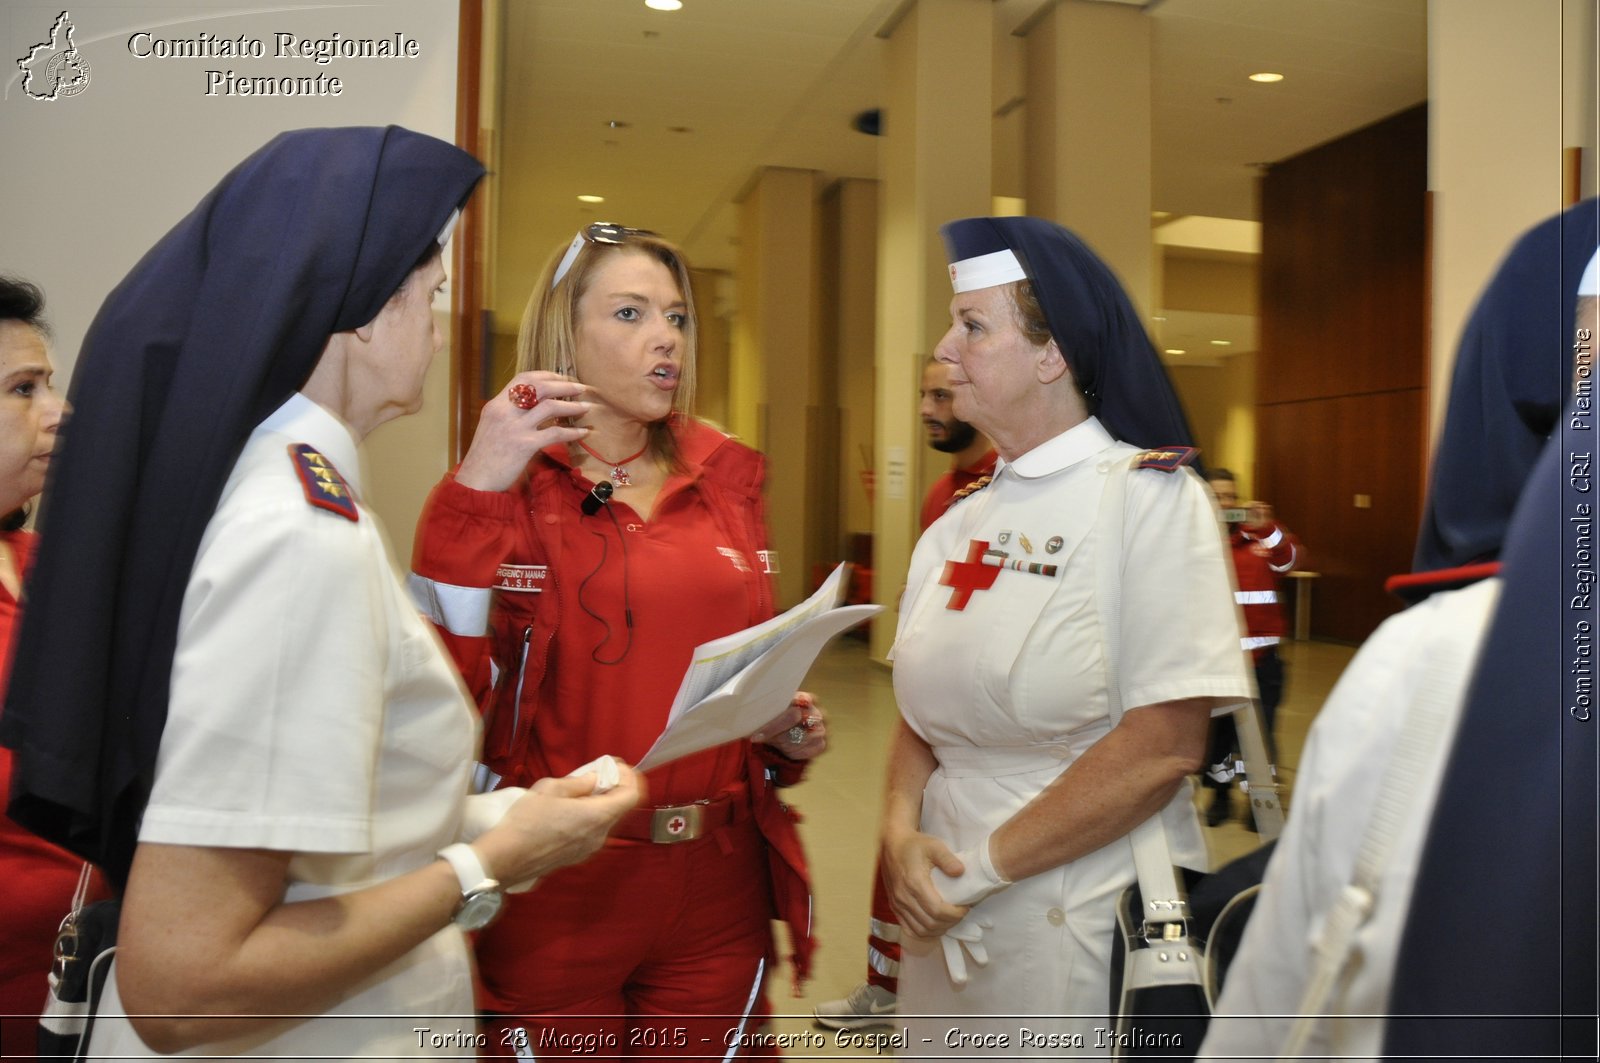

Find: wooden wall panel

[1257,104,1429,642]
[1260,105,1428,405]
[1258,390,1426,643]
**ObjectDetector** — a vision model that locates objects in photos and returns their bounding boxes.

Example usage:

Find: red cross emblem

[940,539,1000,610]
[666,815,687,836]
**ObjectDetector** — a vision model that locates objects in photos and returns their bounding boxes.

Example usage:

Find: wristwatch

[437,843,504,930]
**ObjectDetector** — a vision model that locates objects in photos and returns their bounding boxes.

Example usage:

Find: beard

[928,416,978,454]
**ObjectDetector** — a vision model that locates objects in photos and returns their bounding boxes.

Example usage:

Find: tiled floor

[761,636,1359,1054]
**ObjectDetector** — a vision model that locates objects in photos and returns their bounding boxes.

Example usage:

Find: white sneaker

[813,981,897,1029]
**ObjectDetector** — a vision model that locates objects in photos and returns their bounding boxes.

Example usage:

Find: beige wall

[1428,0,1598,447]
[691,269,733,432]
[1163,257,1258,317]
[823,180,880,548]
[5,0,460,559]
[1169,352,1257,494]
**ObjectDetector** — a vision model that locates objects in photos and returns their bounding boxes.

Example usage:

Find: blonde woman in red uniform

[412,224,824,1057]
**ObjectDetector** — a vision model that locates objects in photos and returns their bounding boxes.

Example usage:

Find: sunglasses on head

[551,222,660,289]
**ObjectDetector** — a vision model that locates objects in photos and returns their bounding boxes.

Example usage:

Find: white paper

[635,564,880,770]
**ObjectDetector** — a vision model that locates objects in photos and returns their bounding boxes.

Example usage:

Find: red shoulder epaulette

[1132,446,1199,472]
[288,444,359,522]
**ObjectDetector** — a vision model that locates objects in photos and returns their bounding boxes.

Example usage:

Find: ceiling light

[577,195,605,204]
[645,0,683,10]
[1210,339,1232,346]
[1164,349,1186,356]
[1248,72,1284,83]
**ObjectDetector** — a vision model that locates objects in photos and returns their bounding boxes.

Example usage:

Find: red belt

[613,784,749,844]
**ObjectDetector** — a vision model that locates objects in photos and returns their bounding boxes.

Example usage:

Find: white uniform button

[1046,907,1066,926]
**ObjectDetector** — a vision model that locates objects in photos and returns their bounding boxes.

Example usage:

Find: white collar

[255,392,364,496]
[997,416,1116,480]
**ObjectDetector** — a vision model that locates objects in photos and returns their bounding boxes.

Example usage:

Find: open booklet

[635,563,882,771]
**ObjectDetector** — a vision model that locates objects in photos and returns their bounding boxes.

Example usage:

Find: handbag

[37,864,120,1062]
[1094,453,1283,1061]
[1108,843,1275,1057]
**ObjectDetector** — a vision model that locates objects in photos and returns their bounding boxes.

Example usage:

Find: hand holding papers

[635,564,880,771]
[567,754,623,793]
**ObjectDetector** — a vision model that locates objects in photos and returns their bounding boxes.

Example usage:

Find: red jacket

[1227,519,1302,657]
[412,418,815,987]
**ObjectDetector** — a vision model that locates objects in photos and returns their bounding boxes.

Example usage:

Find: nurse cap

[943,218,1029,293]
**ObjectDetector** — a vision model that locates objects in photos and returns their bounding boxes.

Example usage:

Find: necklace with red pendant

[578,438,650,487]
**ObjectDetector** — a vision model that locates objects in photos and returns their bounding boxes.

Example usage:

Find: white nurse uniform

[91,394,480,1060]
[891,417,1250,1055]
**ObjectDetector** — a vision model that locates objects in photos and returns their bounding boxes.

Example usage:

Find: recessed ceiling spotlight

[578,195,605,204]
[667,126,692,134]
[607,120,630,129]
[1164,348,1186,356]
[645,0,683,10]
[1210,339,1232,346]
[1248,72,1284,83]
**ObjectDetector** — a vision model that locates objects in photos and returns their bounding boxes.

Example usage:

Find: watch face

[456,888,504,930]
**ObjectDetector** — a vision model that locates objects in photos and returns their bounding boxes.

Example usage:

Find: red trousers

[477,816,776,1061]
[865,864,901,993]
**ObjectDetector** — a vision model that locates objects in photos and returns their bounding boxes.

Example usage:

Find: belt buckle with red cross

[650,803,704,843]
[940,539,1000,610]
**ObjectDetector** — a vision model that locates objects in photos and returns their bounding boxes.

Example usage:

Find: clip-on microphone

[577,477,633,663]
[581,479,614,516]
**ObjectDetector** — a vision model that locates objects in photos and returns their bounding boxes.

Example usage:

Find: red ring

[508,384,540,410]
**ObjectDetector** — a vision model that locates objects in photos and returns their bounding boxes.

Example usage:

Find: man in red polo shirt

[917,357,999,530]
[814,359,997,1029]
[1202,467,1302,828]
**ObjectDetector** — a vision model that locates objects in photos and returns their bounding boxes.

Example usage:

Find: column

[821,178,879,580]
[733,166,822,607]
[871,0,995,661]
[1022,0,1154,315]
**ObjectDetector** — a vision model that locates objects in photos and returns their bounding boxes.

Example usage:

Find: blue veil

[940,216,1196,451]
[2,126,484,887]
